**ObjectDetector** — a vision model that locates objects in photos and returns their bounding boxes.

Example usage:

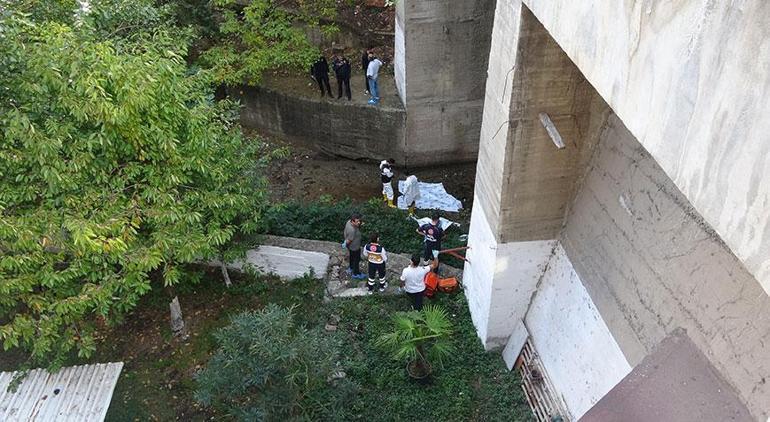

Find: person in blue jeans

[366,53,383,105]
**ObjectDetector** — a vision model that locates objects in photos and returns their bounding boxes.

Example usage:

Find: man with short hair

[366,53,383,105]
[400,254,438,310]
[343,213,366,279]
[417,211,444,273]
[332,53,352,100]
[310,55,333,97]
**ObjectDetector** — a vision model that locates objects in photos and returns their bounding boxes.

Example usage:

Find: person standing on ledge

[310,55,333,98]
[343,212,366,280]
[361,48,371,94]
[332,53,352,100]
[366,52,383,105]
[380,158,396,208]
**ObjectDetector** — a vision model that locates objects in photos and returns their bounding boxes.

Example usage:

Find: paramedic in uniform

[417,211,444,273]
[363,233,389,293]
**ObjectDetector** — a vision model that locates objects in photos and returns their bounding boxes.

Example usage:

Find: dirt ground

[262,133,478,210]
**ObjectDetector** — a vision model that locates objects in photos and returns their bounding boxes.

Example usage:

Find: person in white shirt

[366,53,383,105]
[399,254,438,310]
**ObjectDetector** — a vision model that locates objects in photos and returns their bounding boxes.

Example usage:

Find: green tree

[200,0,338,85]
[195,304,355,421]
[0,13,267,368]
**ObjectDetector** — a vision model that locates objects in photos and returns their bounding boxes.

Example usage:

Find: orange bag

[438,277,459,293]
[423,272,440,298]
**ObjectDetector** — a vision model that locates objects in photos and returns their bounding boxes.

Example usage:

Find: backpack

[438,277,459,293]
[423,273,459,297]
[423,272,440,298]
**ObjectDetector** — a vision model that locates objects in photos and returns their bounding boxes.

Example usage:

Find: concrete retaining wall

[232,85,406,161]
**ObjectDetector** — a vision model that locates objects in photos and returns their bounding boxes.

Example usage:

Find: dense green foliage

[264,197,469,267]
[376,305,455,372]
[200,0,338,85]
[195,304,355,421]
[0,11,267,367]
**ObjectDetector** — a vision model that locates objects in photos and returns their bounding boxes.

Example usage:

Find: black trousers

[408,291,424,311]
[363,74,369,92]
[424,241,441,273]
[349,248,361,275]
[337,77,351,99]
[316,76,332,96]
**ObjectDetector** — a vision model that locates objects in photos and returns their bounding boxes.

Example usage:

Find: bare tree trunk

[220,261,232,288]
[170,296,185,336]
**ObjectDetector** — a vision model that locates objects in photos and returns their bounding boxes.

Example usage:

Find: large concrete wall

[398,0,496,166]
[561,113,770,419]
[465,1,769,419]
[232,85,406,161]
[526,245,631,420]
[522,0,770,293]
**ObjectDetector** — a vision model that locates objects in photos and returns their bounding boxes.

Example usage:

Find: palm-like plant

[376,305,454,378]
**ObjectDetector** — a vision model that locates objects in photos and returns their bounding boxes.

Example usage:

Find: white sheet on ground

[397,181,462,212]
[411,216,459,232]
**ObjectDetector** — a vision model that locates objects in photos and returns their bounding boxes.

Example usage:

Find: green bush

[195,304,355,421]
[263,198,468,265]
[376,305,455,376]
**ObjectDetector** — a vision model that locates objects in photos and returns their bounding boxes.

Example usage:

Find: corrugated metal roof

[0,362,123,422]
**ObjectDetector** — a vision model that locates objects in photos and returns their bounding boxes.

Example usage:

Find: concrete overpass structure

[395,0,770,420]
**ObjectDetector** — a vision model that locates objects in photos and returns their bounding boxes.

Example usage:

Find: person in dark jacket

[310,55,333,97]
[361,49,371,94]
[332,54,352,100]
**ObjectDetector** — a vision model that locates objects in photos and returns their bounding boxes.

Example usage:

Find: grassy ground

[1,267,531,421]
[1,201,530,421]
[263,197,472,268]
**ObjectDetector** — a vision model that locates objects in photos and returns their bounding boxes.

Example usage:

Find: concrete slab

[502,319,528,370]
[226,246,330,280]
[580,329,753,422]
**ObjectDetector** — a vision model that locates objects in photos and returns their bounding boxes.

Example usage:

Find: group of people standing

[310,49,383,105]
[343,209,445,311]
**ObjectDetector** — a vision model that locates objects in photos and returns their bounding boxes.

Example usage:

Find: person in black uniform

[310,55,333,97]
[361,48,371,94]
[417,211,444,273]
[363,233,389,293]
[332,54,352,100]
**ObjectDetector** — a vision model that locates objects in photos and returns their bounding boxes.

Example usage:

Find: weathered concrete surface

[580,330,753,422]
[525,244,631,420]
[224,245,329,280]
[231,84,406,162]
[561,114,770,419]
[519,0,770,293]
[397,0,496,166]
[498,6,610,243]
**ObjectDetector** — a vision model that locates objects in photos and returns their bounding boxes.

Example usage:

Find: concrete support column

[397,0,495,166]
[464,3,609,348]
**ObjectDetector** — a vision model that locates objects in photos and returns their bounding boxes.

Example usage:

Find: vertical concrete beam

[399,0,496,166]
[498,6,607,243]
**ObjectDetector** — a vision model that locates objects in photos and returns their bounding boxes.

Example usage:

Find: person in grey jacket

[343,213,366,279]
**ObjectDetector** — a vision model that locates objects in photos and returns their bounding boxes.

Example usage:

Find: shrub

[263,198,468,265]
[376,305,454,378]
[195,304,355,421]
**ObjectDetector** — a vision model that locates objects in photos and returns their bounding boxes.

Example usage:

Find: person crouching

[363,233,388,293]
